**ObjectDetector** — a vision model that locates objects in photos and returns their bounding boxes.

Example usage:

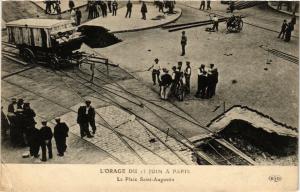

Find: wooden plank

[2,54,28,66]
[195,150,218,165]
[215,138,257,165]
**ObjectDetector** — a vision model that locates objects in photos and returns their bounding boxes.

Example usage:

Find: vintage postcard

[0,0,298,191]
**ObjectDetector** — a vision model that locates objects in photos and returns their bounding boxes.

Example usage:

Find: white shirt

[185,67,191,75]
[86,106,90,115]
[153,63,161,71]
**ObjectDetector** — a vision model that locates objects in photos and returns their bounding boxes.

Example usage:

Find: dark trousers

[41,141,53,161]
[278,29,286,39]
[152,70,160,85]
[159,4,164,12]
[207,84,214,98]
[89,120,96,133]
[185,75,190,94]
[88,9,93,19]
[77,18,81,26]
[112,9,117,16]
[181,44,186,55]
[213,22,218,31]
[30,142,40,158]
[200,3,205,10]
[55,137,67,155]
[142,12,146,20]
[207,3,211,10]
[212,83,217,96]
[125,9,132,18]
[79,122,92,137]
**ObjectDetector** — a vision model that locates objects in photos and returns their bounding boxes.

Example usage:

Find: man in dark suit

[125,0,133,18]
[199,0,205,10]
[77,100,96,138]
[180,31,187,56]
[7,98,17,114]
[107,1,112,13]
[112,0,118,16]
[141,1,148,20]
[40,121,53,161]
[54,118,69,157]
[27,123,41,158]
[278,20,287,39]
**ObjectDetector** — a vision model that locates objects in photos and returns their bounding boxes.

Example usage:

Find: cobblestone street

[1,1,298,166]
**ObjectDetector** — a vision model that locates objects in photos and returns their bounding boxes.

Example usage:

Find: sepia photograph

[0,0,299,191]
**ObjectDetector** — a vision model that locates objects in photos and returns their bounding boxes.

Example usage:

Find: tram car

[6,18,84,67]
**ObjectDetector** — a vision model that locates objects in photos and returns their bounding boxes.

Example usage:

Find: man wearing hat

[180,31,187,56]
[184,61,191,94]
[16,108,27,146]
[1,106,10,139]
[77,100,95,138]
[23,103,36,129]
[206,64,215,98]
[54,118,69,156]
[27,123,41,158]
[8,98,17,114]
[195,65,207,98]
[39,121,53,161]
[211,68,219,97]
[147,58,161,85]
[160,68,173,100]
[17,99,24,109]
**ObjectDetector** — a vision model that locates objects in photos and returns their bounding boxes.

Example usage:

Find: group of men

[278,16,297,42]
[2,98,69,162]
[87,0,118,19]
[69,0,177,26]
[199,0,211,10]
[148,59,218,100]
[154,0,176,14]
[44,0,61,14]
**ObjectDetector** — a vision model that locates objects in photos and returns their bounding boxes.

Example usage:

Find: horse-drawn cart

[6,18,84,67]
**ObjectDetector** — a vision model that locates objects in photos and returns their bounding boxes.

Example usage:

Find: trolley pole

[165,128,170,142]
[90,62,95,82]
[106,59,109,76]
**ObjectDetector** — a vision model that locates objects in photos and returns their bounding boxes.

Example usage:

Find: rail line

[2,62,190,165]
[1,41,255,165]
[74,66,249,165]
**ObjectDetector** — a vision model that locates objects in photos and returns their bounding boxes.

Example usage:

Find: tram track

[2,64,191,165]
[1,41,255,165]
[74,65,251,165]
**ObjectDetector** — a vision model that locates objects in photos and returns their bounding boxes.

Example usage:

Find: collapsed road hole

[193,106,298,165]
[78,26,122,48]
[220,120,297,157]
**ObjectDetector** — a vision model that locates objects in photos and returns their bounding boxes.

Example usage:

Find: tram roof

[6,19,72,29]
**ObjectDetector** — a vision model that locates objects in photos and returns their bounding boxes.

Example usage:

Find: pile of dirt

[78,26,122,48]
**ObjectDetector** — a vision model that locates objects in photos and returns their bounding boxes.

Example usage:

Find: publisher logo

[268,175,282,182]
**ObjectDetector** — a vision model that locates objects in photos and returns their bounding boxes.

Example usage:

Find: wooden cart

[6,18,84,67]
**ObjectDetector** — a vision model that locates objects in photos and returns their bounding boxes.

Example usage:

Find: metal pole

[165,128,170,142]
[106,59,109,76]
[223,101,226,113]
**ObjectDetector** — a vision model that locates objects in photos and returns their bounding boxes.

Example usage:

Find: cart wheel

[239,20,243,31]
[20,48,36,64]
[50,55,59,70]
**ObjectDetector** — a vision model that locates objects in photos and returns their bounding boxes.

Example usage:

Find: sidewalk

[82,4,182,33]
[268,2,299,17]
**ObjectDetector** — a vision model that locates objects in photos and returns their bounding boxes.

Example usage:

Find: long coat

[54,122,69,139]
[77,106,95,124]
